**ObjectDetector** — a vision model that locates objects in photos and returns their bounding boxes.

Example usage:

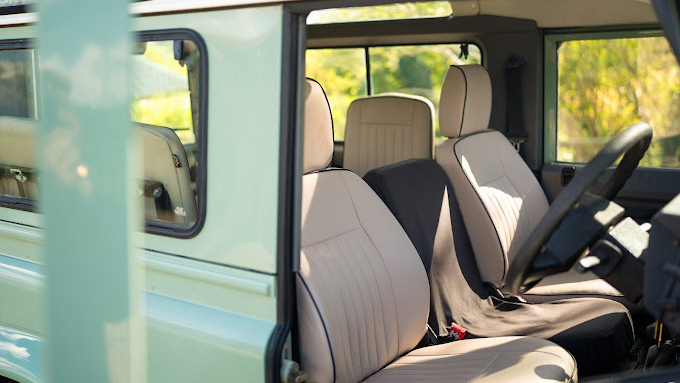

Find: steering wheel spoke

[503,122,653,296]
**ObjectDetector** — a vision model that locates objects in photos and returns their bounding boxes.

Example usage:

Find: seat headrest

[303,78,334,174]
[439,65,492,138]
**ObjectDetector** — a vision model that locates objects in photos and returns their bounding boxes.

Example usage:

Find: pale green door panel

[146,293,274,382]
[0,254,45,334]
[135,7,284,274]
[0,247,277,382]
[0,4,285,382]
[0,5,286,274]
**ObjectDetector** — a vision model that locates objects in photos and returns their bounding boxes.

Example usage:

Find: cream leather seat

[343,93,434,176]
[0,116,39,201]
[299,78,577,383]
[434,65,624,303]
[0,117,196,226]
[139,123,197,226]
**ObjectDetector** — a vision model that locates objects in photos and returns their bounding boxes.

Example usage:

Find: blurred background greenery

[306,2,680,168]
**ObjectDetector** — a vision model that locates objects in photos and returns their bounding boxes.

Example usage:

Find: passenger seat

[0,117,196,226]
[364,158,633,375]
[0,117,39,201]
[138,123,197,226]
[299,78,577,382]
[343,93,434,176]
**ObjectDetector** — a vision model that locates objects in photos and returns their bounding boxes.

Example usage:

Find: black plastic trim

[452,65,468,138]
[266,8,303,383]
[0,5,29,16]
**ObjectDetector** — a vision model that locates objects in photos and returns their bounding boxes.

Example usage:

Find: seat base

[523,268,641,313]
[363,336,576,383]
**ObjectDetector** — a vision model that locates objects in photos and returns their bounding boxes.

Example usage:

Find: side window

[131,37,202,231]
[0,49,38,206]
[0,33,206,236]
[555,35,680,168]
[306,48,367,141]
[306,43,481,143]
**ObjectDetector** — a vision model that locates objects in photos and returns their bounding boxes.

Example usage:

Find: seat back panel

[298,170,429,382]
[344,94,434,177]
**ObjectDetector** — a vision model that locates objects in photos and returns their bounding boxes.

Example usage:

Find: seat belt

[504,55,528,152]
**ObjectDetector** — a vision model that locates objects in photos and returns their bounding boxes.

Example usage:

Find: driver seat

[299,78,577,382]
[434,65,625,304]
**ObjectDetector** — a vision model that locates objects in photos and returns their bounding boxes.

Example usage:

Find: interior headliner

[449,0,658,27]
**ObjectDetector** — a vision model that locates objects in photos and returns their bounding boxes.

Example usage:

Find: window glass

[369,43,481,143]
[0,37,204,233]
[306,48,367,140]
[0,49,37,119]
[131,39,201,228]
[557,36,680,168]
[307,2,451,24]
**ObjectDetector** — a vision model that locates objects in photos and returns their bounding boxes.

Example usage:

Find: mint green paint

[543,27,665,164]
[135,7,284,274]
[0,324,44,383]
[38,0,145,382]
[0,5,283,382]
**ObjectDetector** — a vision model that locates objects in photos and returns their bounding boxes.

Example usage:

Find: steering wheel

[503,122,653,295]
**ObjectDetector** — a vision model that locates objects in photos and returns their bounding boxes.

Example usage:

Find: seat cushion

[344,93,434,176]
[363,336,577,383]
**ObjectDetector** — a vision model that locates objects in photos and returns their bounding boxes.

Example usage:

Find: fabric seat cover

[364,158,633,375]
[344,93,434,176]
[298,78,577,382]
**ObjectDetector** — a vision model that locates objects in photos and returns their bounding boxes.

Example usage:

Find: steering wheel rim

[503,122,653,295]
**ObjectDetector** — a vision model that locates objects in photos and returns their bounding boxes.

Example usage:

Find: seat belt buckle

[508,137,526,152]
[447,322,467,341]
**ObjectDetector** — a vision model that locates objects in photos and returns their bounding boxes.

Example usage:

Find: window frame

[543,24,665,165]
[306,40,483,142]
[0,28,209,239]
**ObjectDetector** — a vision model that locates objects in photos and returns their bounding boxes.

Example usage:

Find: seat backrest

[138,123,197,226]
[364,158,493,337]
[0,116,38,200]
[298,79,429,382]
[435,65,549,288]
[343,93,434,176]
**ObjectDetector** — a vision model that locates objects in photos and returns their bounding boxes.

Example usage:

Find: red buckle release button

[448,322,467,340]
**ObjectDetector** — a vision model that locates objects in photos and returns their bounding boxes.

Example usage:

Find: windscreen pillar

[38,1,145,382]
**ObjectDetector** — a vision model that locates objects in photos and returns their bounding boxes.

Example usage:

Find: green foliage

[307,1,451,24]
[307,43,480,141]
[558,37,680,168]
[131,40,195,145]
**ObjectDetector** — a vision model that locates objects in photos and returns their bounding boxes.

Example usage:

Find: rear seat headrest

[303,78,334,174]
[439,65,492,138]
